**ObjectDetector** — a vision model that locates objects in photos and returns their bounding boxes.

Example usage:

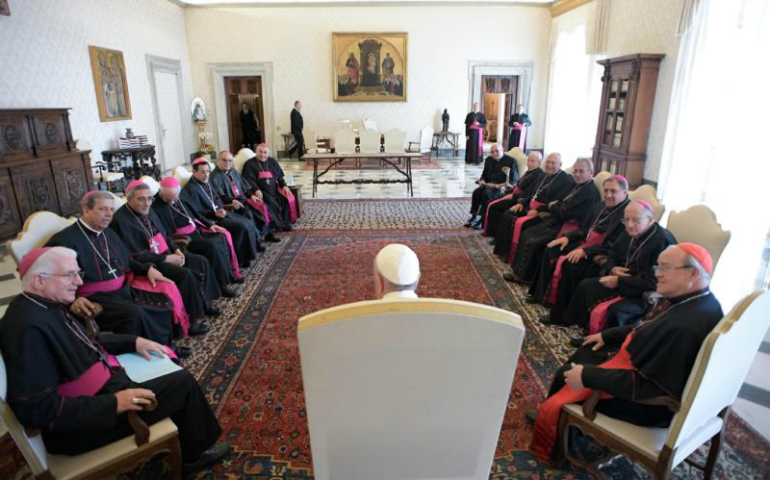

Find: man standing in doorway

[288,100,304,161]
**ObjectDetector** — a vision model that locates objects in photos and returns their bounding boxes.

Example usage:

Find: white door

[153,71,185,171]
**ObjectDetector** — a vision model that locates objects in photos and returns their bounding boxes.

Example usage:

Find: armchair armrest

[170,234,191,249]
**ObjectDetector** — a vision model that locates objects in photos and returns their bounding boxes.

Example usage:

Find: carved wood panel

[51,155,89,216]
[0,170,22,238]
[11,162,58,220]
[0,113,34,161]
[31,112,71,154]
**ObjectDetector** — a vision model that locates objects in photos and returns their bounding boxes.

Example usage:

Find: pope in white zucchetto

[373,244,421,300]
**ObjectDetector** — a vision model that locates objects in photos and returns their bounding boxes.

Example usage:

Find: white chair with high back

[234,148,256,174]
[407,126,434,157]
[139,176,160,197]
[0,353,183,479]
[665,205,731,272]
[303,129,330,155]
[629,185,665,222]
[362,117,377,131]
[172,166,193,188]
[333,130,356,155]
[507,147,529,180]
[299,298,525,480]
[8,212,77,266]
[358,129,380,154]
[558,290,770,480]
[383,128,407,154]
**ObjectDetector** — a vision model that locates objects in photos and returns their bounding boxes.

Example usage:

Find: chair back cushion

[665,205,731,272]
[629,185,665,222]
[333,130,356,154]
[298,298,525,480]
[593,171,613,200]
[507,147,529,179]
[139,176,160,197]
[666,291,770,453]
[234,148,256,174]
[172,166,193,187]
[383,129,407,153]
[419,126,434,151]
[359,129,380,154]
[362,118,377,131]
[8,212,77,265]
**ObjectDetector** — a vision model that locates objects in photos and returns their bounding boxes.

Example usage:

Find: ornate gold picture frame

[88,46,132,122]
[332,32,408,102]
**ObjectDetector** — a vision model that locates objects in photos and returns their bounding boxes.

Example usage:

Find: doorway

[225,76,264,153]
[480,75,518,147]
[147,55,189,172]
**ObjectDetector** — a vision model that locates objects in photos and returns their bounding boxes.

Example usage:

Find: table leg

[313,159,318,197]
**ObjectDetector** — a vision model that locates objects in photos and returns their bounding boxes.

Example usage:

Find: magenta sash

[557,220,580,238]
[279,188,298,223]
[149,232,169,255]
[546,230,607,304]
[229,175,241,197]
[200,225,243,280]
[77,275,126,298]
[245,197,271,225]
[588,296,623,334]
[483,194,512,234]
[508,199,544,262]
[128,272,190,337]
[512,185,523,196]
[57,358,114,397]
[175,223,196,235]
[513,125,527,149]
[469,124,483,156]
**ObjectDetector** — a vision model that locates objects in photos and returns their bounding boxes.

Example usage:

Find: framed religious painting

[0,0,10,16]
[332,32,408,102]
[88,46,132,122]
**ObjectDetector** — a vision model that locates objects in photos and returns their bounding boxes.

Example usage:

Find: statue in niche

[441,109,450,133]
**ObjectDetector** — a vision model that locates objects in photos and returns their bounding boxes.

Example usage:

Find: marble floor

[279,155,483,200]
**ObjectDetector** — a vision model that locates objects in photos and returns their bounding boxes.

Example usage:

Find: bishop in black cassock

[493,153,573,260]
[182,159,261,267]
[152,177,241,297]
[548,201,676,329]
[211,151,279,242]
[464,102,486,165]
[0,247,227,468]
[465,144,516,229]
[507,104,532,151]
[527,176,630,305]
[111,181,218,335]
[241,144,295,232]
[46,192,174,345]
[485,153,545,238]
[506,159,600,283]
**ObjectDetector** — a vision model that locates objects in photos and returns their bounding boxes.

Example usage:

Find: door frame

[209,62,275,153]
[468,61,533,119]
[146,55,189,171]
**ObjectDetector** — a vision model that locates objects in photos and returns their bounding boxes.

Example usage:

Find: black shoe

[232,276,245,284]
[472,221,483,230]
[525,409,538,425]
[525,295,540,305]
[569,336,585,348]
[488,238,496,245]
[182,441,231,475]
[241,260,252,269]
[172,345,192,359]
[188,321,211,336]
[256,243,266,253]
[539,314,558,326]
[283,225,293,232]
[265,233,281,243]
[205,305,222,317]
[464,216,477,227]
[503,273,516,282]
[221,285,238,298]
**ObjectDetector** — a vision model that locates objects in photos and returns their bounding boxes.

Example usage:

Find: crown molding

[167,0,551,8]
[550,0,594,17]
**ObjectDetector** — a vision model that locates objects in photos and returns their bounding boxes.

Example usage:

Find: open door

[225,76,264,152]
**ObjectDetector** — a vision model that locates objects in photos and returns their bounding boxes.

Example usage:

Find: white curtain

[543,24,604,167]
[658,0,770,309]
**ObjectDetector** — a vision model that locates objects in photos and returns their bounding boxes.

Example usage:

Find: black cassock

[242,156,293,231]
[529,198,629,303]
[507,112,532,150]
[548,289,722,426]
[47,221,174,344]
[559,223,676,328]
[182,177,259,267]
[485,167,545,237]
[511,180,600,280]
[210,166,270,235]
[240,109,261,148]
[470,154,517,217]
[110,204,219,328]
[0,294,222,463]
[464,111,486,165]
[152,194,235,290]
[493,170,573,259]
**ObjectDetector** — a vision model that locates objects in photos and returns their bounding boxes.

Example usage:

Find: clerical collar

[78,219,103,236]
[667,288,711,305]
[21,291,57,309]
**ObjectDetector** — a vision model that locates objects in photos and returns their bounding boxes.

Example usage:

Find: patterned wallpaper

[603,0,683,182]
[0,0,196,162]
[184,5,552,149]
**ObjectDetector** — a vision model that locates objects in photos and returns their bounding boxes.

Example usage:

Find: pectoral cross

[107,265,118,278]
[212,202,218,211]
[149,238,160,254]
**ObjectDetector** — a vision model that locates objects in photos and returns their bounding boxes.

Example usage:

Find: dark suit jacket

[290,108,303,135]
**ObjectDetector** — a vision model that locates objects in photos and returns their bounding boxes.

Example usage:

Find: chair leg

[703,431,724,480]
[169,436,183,480]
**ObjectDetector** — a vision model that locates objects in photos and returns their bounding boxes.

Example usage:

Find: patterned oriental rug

[1,198,768,479]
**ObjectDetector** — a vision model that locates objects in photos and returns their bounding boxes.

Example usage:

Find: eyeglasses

[653,265,694,273]
[40,270,84,280]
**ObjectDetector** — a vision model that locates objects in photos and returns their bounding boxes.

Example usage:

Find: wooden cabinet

[0,108,93,238]
[592,54,664,188]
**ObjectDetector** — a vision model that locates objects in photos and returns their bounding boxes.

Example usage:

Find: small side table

[431,131,460,157]
[289,184,303,219]
[281,133,296,155]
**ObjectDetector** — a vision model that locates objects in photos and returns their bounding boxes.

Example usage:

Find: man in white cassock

[373,244,421,300]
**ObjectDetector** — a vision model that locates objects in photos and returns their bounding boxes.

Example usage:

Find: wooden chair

[629,185,665,222]
[407,126,434,158]
[299,298,525,480]
[665,205,731,273]
[557,290,770,480]
[0,353,182,480]
[8,212,77,265]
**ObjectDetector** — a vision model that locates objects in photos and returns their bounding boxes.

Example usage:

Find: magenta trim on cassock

[508,199,544,262]
[547,230,607,304]
[77,275,126,298]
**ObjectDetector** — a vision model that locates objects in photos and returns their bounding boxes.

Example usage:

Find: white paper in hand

[117,351,182,383]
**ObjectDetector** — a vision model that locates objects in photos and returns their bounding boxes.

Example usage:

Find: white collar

[78,219,103,236]
[381,291,418,300]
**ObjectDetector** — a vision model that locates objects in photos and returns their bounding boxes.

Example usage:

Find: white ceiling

[175,0,552,5]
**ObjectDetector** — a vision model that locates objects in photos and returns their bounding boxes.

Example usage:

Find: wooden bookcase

[592,54,664,188]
